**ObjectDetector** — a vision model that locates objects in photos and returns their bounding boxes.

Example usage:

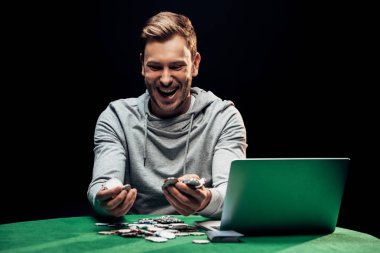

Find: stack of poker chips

[162,177,206,190]
[96,215,208,243]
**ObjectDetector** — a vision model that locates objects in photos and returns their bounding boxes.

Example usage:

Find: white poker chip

[131,224,153,229]
[117,229,131,233]
[98,230,117,235]
[163,229,178,234]
[189,232,205,236]
[123,184,131,191]
[155,230,176,239]
[147,227,164,232]
[95,222,109,226]
[170,223,188,229]
[192,239,210,244]
[175,232,190,236]
[155,224,170,228]
[145,236,168,243]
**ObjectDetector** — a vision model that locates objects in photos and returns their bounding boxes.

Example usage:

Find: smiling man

[88,11,247,219]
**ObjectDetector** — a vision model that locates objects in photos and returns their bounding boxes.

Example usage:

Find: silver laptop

[195,158,350,235]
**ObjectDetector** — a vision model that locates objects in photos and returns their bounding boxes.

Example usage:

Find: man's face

[141,35,200,118]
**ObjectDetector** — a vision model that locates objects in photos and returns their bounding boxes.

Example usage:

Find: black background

[3,0,378,238]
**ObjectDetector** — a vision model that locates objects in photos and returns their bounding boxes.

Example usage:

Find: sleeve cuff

[88,178,123,217]
[197,188,223,219]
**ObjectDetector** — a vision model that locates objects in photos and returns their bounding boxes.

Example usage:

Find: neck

[150,94,192,119]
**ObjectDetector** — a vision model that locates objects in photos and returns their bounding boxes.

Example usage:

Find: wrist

[197,188,212,212]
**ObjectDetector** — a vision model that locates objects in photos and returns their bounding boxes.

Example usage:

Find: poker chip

[162,177,178,189]
[108,222,129,228]
[189,232,205,236]
[155,224,170,228]
[163,229,178,234]
[130,224,152,229]
[177,225,198,232]
[139,230,154,236]
[155,230,176,239]
[175,232,190,236]
[120,232,139,237]
[95,222,109,226]
[145,236,168,243]
[147,227,164,232]
[170,223,188,229]
[192,239,210,244]
[181,178,205,189]
[117,229,131,234]
[98,230,117,235]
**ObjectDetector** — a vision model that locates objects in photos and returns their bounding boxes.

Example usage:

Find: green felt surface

[0,215,379,253]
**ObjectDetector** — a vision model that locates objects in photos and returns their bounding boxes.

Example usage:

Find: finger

[166,186,199,211]
[164,189,194,215]
[163,189,193,216]
[97,186,124,201]
[167,185,198,209]
[167,197,192,216]
[174,182,205,202]
[103,190,128,210]
[114,189,137,217]
[109,189,137,217]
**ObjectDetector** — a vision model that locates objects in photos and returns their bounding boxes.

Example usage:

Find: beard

[145,77,192,118]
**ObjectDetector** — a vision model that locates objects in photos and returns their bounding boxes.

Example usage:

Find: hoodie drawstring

[182,113,194,175]
[143,113,148,166]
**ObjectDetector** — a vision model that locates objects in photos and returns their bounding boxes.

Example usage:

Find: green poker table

[1,215,379,253]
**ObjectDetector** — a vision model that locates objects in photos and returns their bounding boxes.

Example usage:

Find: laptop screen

[220,158,350,235]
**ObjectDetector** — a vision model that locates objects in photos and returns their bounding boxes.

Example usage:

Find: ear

[192,52,201,77]
[140,53,145,76]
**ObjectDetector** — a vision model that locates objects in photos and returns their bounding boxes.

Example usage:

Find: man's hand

[95,186,137,217]
[163,174,212,216]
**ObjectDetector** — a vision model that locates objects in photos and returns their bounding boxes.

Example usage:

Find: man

[87,11,247,219]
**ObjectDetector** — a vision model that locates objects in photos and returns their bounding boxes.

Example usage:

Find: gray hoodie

[88,87,247,218]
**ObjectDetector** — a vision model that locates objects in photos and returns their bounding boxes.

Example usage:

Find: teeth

[159,88,176,94]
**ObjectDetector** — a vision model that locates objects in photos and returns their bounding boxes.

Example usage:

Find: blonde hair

[141,11,197,59]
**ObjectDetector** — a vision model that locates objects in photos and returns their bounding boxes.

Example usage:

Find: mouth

[157,87,178,98]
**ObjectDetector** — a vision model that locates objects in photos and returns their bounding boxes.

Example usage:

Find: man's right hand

[95,186,137,217]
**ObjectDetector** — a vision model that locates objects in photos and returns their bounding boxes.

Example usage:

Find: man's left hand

[163,174,212,216]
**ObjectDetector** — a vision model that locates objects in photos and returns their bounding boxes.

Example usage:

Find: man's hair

[141,11,197,60]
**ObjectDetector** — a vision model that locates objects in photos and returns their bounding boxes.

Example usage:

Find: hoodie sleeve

[198,105,248,218]
[87,106,128,216]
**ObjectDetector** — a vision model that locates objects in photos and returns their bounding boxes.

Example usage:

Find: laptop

[196,158,350,235]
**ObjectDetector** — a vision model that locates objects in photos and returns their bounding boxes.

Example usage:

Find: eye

[147,65,162,71]
[170,65,184,71]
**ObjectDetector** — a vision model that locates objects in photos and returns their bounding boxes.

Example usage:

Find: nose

[160,68,173,86]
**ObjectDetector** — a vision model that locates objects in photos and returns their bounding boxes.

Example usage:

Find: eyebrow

[146,60,187,65]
